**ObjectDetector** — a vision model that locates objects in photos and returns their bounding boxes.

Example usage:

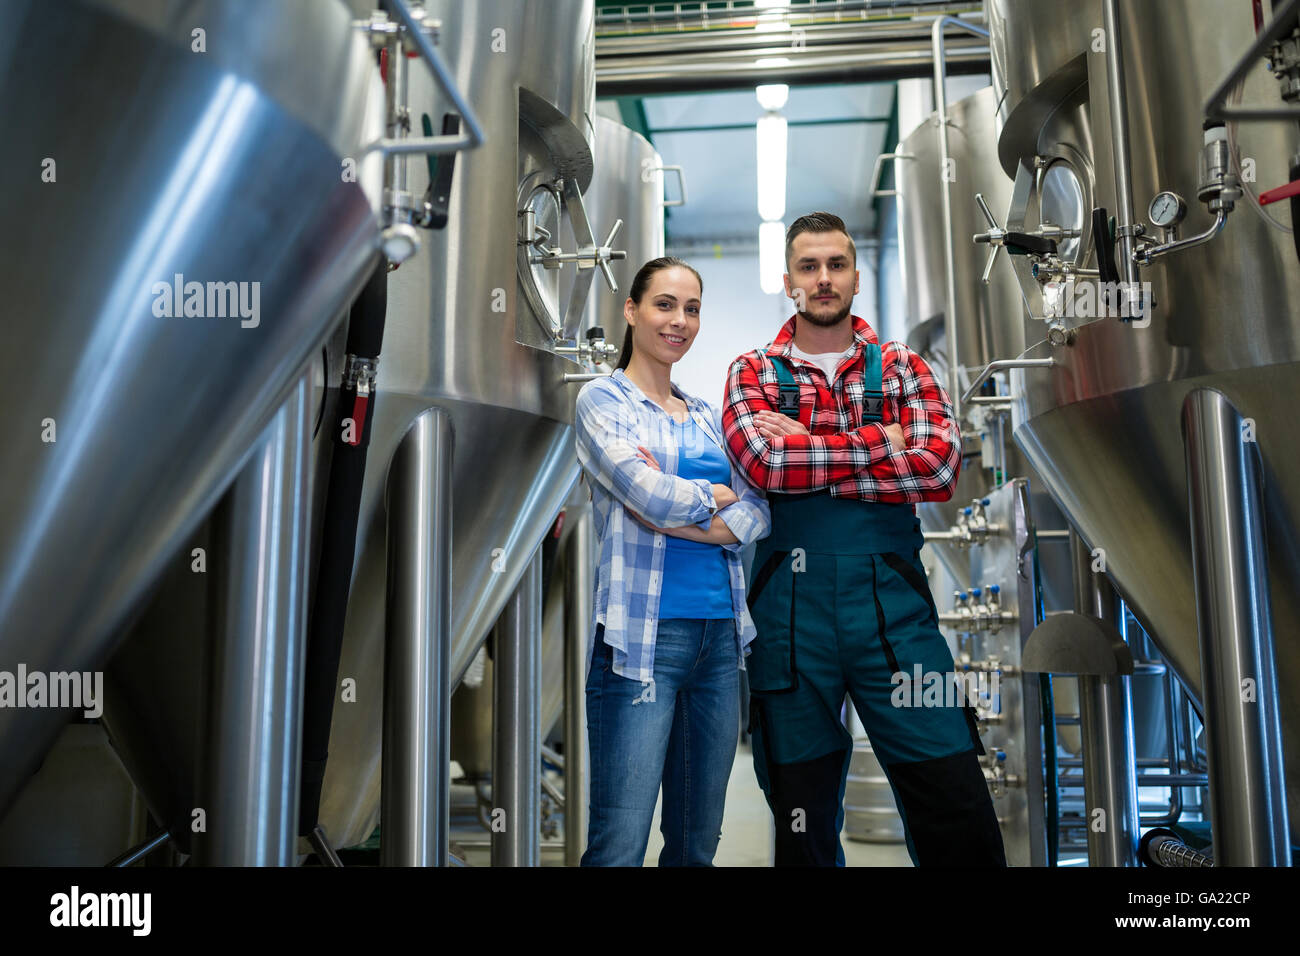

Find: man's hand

[711,484,738,510]
[883,422,905,453]
[754,409,810,440]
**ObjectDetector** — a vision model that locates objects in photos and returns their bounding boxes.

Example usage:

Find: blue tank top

[658,416,734,620]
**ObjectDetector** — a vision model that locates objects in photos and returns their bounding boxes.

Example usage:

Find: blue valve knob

[996,751,1007,762]
[971,587,982,598]
[958,591,969,601]
[981,497,991,506]
[989,584,1001,595]
[963,507,973,516]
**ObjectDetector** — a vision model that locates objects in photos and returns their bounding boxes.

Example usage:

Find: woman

[574,256,770,867]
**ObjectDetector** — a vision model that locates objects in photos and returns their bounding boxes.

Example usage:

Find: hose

[298,260,388,837]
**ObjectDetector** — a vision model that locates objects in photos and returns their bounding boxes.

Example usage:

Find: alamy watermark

[1044,277,1154,327]
[150,273,260,328]
[0,664,102,718]
[890,664,999,710]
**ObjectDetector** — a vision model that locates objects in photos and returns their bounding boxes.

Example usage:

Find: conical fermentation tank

[315,0,610,849]
[894,86,1044,582]
[450,114,670,780]
[985,0,1300,835]
[0,0,385,820]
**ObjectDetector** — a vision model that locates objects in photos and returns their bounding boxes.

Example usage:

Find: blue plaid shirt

[574,369,771,685]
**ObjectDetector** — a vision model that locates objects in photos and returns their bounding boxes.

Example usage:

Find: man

[722,211,1006,867]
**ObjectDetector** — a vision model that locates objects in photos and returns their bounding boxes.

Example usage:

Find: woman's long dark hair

[615,256,704,371]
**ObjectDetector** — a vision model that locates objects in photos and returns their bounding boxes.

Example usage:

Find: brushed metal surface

[314,0,597,848]
[991,0,1300,835]
[0,0,382,820]
[585,116,667,354]
[894,86,1070,596]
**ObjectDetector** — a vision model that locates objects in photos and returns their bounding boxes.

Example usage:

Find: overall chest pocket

[745,547,798,693]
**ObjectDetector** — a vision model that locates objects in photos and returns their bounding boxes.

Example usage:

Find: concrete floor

[457,741,915,867]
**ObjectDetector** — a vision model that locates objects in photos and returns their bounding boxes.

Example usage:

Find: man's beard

[798,296,852,328]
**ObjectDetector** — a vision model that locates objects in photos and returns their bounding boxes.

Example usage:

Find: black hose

[1290,158,1300,268]
[298,260,388,837]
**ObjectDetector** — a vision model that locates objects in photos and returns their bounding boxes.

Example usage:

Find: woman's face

[624,266,702,367]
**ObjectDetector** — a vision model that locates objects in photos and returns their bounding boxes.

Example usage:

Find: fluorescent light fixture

[755,0,790,7]
[755,56,791,68]
[760,221,786,294]
[756,83,789,111]
[756,112,787,222]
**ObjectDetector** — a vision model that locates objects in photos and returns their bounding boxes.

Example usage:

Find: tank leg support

[197,372,313,866]
[1182,387,1290,865]
[382,407,454,866]
[492,548,543,867]
[1071,531,1140,867]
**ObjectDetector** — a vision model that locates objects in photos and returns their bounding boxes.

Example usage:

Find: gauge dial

[1148,190,1187,228]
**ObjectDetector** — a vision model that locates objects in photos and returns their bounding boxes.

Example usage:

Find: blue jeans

[581,618,741,867]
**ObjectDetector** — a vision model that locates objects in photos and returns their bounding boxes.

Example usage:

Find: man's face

[784,230,859,327]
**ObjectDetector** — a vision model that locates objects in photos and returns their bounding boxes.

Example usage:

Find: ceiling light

[756,113,787,222]
[756,83,789,111]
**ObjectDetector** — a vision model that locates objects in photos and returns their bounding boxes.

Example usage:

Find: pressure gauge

[1148,190,1187,229]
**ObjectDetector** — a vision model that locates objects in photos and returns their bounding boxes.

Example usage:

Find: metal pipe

[307,825,343,868]
[107,830,171,868]
[563,507,594,867]
[492,548,543,867]
[1204,0,1300,122]
[381,407,454,866]
[1071,531,1140,867]
[596,40,989,96]
[1134,210,1228,264]
[1181,387,1290,866]
[960,358,1054,406]
[931,14,989,423]
[367,0,486,155]
[595,1,984,33]
[195,373,313,866]
[1101,0,1142,311]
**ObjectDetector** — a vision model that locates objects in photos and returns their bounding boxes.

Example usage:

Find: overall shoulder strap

[768,355,801,419]
[861,342,885,423]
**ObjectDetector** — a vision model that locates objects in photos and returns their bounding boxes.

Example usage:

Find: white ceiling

[612,82,897,244]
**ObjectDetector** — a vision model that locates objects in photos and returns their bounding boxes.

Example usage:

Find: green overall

[747,346,1006,867]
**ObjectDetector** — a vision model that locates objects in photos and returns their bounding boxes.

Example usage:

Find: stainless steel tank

[0,0,384,819]
[895,87,1030,581]
[985,0,1300,835]
[448,115,667,799]
[316,0,603,848]
[894,85,1073,617]
[585,115,668,350]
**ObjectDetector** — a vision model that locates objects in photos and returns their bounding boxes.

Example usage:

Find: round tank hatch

[1039,161,1086,264]
[517,171,565,337]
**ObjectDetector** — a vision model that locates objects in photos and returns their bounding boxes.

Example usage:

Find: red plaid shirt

[722,315,961,503]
